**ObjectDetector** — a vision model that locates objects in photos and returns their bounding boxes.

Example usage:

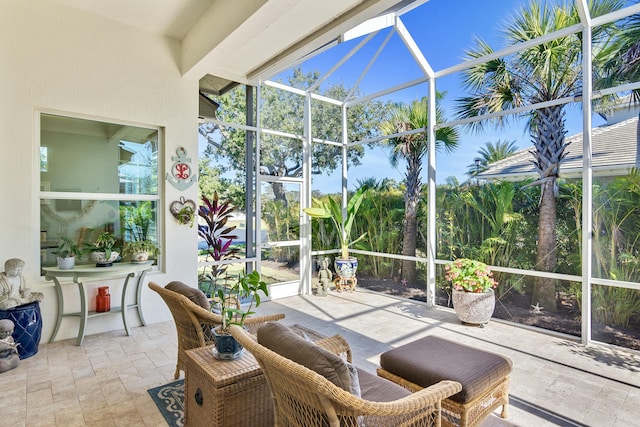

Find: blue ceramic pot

[334,257,358,279]
[212,328,244,360]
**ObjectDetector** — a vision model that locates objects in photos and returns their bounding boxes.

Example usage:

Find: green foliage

[262,198,300,264]
[52,236,82,259]
[353,179,404,277]
[304,187,370,259]
[216,270,269,331]
[120,202,153,242]
[83,231,119,259]
[199,68,392,189]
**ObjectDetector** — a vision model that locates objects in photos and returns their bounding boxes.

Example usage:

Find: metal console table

[42,261,154,345]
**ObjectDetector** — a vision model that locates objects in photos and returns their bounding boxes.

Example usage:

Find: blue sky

[273,0,611,189]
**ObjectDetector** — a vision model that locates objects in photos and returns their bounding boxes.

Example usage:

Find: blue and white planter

[212,328,244,360]
[334,257,358,279]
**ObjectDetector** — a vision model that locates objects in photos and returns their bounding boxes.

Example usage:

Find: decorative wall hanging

[170,197,196,226]
[166,147,196,190]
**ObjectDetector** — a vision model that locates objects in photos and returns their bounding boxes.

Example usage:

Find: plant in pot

[303,187,369,281]
[84,231,120,267]
[444,258,498,327]
[122,240,160,263]
[197,193,240,297]
[52,236,81,270]
[212,270,269,360]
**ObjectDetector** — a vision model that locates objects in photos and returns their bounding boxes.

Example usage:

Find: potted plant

[52,236,81,270]
[122,240,160,263]
[303,186,369,280]
[197,193,240,296]
[212,270,269,360]
[444,258,498,327]
[84,231,120,267]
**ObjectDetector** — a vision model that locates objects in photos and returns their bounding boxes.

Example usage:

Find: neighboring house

[479,106,640,181]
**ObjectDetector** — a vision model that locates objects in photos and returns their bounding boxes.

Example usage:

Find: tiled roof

[479,116,640,180]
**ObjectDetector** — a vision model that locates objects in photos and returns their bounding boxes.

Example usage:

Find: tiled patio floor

[2,289,639,426]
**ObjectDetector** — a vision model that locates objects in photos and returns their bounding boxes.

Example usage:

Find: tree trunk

[271,182,288,208]
[402,206,418,285]
[532,179,558,312]
[402,154,421,285]
[529,106,566,313]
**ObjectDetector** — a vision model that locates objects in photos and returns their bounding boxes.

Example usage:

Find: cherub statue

[0,259,44,310]
[317,257,333,296]
[0,319,19,373]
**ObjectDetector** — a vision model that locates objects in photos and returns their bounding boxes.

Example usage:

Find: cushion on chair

[165,281,210,310]
[258,322,352,393]
[357,368,410,402]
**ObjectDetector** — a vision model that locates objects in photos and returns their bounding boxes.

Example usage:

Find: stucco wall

[1,1,199,342]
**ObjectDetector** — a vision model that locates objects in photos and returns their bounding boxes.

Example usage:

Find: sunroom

[2,0,640,425]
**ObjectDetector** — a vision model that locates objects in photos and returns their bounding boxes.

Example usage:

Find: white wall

[1,1,200,342]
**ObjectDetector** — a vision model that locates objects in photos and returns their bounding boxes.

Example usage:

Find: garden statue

[317,257,332,296]
[0,319,19,373]
[0,259,43,310]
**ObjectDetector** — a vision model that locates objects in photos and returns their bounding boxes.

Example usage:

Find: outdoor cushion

[258,322,352,393]
[379,335,512,404]
[165,281,210,310]
[357,368,410,402]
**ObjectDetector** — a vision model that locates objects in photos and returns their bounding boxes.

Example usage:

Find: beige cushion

[258,322,352,393]
[165,281,210,310]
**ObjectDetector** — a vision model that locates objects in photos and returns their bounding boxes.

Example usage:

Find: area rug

[148,379,185,427]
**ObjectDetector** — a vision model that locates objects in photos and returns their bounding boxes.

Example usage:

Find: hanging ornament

[166,147,196,190]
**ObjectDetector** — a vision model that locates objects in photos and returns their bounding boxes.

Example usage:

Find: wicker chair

[229,324,462,427]
[148,281,285,379]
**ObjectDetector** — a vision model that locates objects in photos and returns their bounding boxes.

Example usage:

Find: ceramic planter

[452,289,495,326]
[334,257,358,279]
[131,251,149,263]
[56,256,75,270]
[90,251,119,266]
[212,328,244,360]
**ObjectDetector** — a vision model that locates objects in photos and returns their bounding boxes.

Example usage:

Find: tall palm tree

[455,0,622,311]
[381,97,459,284]
[466,140,519,177]
[602,7,640,100]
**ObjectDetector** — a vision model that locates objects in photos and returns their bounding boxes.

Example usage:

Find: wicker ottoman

[377,336,512,427]
[184,345,274,427]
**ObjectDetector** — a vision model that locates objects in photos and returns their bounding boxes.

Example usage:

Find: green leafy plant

[83,231,119,259]
[52,236,82,259]
[177,204,196,227]
[445,258,497,293]
[303,187,370,259]
[216,270,269,332]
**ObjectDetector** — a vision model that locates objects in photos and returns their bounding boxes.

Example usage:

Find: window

[39,113,161,271]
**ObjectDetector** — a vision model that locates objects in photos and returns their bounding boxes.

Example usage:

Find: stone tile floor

[2,289,639,426]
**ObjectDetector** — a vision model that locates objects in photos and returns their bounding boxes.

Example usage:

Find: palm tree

[454,0,622,311]
[466,140,519,177]
[381,96,459,284]
[602,7,640,101]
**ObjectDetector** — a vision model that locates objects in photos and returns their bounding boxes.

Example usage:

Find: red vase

[96,286,111,312]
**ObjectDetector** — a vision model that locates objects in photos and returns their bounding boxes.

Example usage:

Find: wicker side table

[183,345,274,427]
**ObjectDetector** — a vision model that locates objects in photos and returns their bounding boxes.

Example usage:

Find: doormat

[148,379,184,427]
